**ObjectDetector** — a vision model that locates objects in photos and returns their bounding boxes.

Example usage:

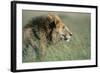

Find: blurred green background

[22,10,91,62]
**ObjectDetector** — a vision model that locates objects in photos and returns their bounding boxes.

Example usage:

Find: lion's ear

[47,14,55,29]
[47,14,53,20]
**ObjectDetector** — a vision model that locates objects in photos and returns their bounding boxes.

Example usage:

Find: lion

[23,13,72,61]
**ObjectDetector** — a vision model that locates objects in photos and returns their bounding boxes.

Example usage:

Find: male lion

[23,13,72,61]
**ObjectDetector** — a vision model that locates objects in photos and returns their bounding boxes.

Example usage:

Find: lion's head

[47,13,72,43]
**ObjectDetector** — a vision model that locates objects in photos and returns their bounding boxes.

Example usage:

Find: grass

[22,11,91,63]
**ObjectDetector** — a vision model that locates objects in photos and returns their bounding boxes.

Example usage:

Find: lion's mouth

[66,38,70,42]
[60,35,71,42]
